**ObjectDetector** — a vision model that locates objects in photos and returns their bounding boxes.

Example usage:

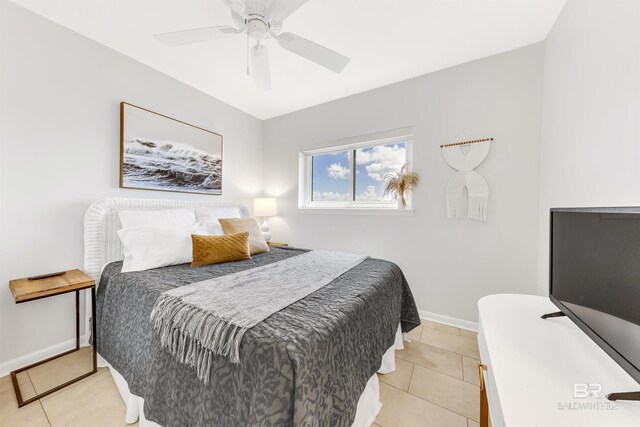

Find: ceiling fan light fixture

[251,42,271,91]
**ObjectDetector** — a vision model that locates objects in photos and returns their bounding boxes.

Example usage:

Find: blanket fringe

[150,294,247,383]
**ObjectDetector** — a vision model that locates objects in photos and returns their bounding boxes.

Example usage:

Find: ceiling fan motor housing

[247,14,269,40]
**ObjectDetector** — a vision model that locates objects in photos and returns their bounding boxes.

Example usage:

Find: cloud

[327,163,350,179]
[356,185,380,201]
[313,191,350,201]
[356,144,406,182]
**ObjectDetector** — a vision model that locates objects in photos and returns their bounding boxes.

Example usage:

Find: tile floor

[0,320,482,427]
[374,320,481,427]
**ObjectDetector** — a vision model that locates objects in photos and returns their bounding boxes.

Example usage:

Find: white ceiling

[12,0,566,119]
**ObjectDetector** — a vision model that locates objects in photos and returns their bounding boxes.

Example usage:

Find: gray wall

[537,0,640,294]
[0,1,263,370]
[262,43,545,324]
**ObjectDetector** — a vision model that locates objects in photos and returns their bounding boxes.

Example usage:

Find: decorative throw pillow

[191,232,251,267]
[218,218,269,255]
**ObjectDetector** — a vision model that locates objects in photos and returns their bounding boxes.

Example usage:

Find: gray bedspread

[96,247,420,427]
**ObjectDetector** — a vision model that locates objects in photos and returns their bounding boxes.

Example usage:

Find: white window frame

[298,130,414,213]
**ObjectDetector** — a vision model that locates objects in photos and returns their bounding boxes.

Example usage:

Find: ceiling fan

[154,0,350,91]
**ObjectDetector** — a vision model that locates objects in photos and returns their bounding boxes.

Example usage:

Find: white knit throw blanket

[150,250,368,383]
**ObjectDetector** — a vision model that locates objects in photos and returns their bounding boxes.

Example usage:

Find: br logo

[573,383,603,399]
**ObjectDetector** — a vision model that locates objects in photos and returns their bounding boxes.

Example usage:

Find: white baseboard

[0,335,88,378]
[419,309,479,332]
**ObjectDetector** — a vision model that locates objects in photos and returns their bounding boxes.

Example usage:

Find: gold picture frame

[119,102,224,195]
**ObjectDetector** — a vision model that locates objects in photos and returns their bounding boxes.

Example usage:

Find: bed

[84,198,420,426]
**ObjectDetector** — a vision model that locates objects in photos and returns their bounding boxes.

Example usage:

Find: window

[299,133,413,210]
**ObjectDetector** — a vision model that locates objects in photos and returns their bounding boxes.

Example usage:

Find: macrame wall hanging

[440,137,493,221]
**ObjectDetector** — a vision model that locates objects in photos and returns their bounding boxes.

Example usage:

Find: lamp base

[260,217,272,242]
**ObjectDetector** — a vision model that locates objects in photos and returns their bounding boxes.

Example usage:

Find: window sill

[297,207,415,216]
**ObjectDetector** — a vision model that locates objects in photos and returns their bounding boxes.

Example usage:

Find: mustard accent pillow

[218,218,270,255]
[191,232,251,267]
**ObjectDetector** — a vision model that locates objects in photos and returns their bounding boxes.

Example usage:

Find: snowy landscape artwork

[120,102,223,195]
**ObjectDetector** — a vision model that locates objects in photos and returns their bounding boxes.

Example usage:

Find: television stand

[607,391,640,401]
[478,294,640,426]
[541,311,566,319]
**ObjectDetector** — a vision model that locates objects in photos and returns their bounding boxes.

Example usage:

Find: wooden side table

[9,269,97,407]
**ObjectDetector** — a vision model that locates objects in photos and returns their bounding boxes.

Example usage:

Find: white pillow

[194,207,241,236]
[118,223,210,273]
[194,207,241,221]
[194,220,224,236]
[118,208,196,229]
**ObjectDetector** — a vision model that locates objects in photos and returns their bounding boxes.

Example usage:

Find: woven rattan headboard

[83,198,250,283]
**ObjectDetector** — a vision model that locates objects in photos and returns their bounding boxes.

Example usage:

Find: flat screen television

[550,208,640,386]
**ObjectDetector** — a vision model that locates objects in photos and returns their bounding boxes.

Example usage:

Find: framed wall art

[120,102,223,195]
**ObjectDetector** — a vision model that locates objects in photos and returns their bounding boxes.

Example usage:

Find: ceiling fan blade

[221,0,246,16]
[154,26,241,47]
[276,32,349,73]
[266,0,309,22]
[251,43,272,91]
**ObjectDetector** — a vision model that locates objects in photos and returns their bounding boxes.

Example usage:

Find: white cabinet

[477,294,640,427]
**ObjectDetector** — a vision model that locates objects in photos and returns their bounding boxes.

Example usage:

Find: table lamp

[253,198,277,241]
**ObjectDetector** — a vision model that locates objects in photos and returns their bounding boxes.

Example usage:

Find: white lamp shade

[253,198,277,217]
